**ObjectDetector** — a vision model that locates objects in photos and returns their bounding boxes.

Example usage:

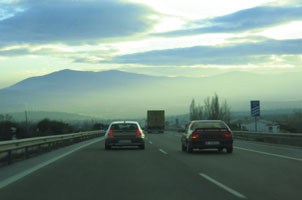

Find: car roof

[110,121,140,125]
[191,120,224,123]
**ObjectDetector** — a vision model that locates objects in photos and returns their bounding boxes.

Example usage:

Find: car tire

[139,144,145,150]
[227,147,233,153]
[105,144,111,150]
[186,142,193,153]
[181,144,186,152]
[218,148,223,152]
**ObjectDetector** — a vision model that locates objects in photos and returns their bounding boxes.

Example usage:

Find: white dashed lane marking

[199,173,247,199]
[159,149,168,155]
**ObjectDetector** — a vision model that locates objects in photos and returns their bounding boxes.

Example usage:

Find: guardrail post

[47,143,51,152]
[25,147,29,159]
[38,144,41,153]
[7,150,12,164]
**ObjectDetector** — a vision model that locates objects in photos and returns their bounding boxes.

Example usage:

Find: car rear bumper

[189,139,233,149]
[105,137,144,146]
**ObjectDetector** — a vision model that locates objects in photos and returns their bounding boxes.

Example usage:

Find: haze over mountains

[0,69,301,119]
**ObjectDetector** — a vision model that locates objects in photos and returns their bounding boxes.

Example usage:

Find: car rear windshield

[111,123,138,131]
[191,122,226,130]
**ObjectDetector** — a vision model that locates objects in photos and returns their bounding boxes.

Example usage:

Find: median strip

[234,146,302,161]
[159,149,168,155]
[199,173,246,199]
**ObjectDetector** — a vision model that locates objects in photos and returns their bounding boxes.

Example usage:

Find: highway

[0,131,302,200]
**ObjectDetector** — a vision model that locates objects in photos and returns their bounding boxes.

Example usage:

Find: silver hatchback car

[105,121,145,150]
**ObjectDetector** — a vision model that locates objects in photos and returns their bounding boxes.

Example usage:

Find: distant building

[241,119,280,133]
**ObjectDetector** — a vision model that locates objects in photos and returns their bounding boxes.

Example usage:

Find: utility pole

[25,110,28,134]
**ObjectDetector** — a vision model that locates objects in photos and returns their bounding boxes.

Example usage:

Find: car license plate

[205,141,220,145]
[118,140,131,143]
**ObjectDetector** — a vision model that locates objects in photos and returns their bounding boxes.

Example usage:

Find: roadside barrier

[0,130,105,164]
[233,131,302,147]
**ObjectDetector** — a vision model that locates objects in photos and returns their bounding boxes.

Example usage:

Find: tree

[190,99,204,120]
[204,93,220,120]
[220,100,232,124]
[204,94,220,120]
[288,110,302,132]
[191,93,231,123]
[0,121,17,141]
[0,114,13,121]
[92,123,107,130]
[37,119,73,136]
[196,103,203,120]
[190,99,197,120]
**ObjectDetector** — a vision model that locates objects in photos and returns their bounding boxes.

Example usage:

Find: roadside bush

[0,121,17,141]
[37,119,74,136]
[92,123,108,130]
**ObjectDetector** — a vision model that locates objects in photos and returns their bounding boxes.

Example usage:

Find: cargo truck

[147,110,165,133]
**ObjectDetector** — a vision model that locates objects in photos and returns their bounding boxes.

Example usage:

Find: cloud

[0,5,21,21]
[155,6,302,37]
[0,0,155,46]
[108,39,302,66]
[0,45,118,65]
[0,48,30,56]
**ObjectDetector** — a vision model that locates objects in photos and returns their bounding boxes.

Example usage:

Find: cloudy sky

[0,0,301,88]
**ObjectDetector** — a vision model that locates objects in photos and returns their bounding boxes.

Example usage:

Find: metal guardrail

[0,130,105,164]
[233,131,302,147]
[165,128,302,147]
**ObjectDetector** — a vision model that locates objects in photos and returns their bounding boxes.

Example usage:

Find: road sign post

[255,116,257,132]
[251,100,260,132]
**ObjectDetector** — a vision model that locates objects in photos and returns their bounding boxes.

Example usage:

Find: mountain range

[0,69,301,118]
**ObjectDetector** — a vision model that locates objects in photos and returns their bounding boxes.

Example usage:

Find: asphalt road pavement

[0,131,301,200]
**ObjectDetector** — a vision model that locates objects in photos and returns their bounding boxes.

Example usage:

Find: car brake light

[109,130,113,136]
[225,133,232,137]
[136,129,141,136]
[192,133,199,139]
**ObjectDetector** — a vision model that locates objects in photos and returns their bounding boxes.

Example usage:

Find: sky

[0,0,301,88]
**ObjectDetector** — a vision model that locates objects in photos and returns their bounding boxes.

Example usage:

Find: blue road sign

[251,100,260,117]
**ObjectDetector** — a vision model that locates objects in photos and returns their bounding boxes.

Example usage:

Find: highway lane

[0,131,301,200]
[0,135,239,200]
[149,131,302,200]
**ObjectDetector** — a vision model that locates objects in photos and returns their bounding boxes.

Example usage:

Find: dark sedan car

[181,120,233,153]
[105,121,145,150]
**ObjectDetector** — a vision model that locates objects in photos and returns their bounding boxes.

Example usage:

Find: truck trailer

[147,110,165,133]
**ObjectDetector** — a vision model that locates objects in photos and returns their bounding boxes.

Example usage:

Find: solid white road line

[234,146,302,161]
[159,149,168,155]
[199,173,247,199]
[236,140,302,151]
[0,137,104,190]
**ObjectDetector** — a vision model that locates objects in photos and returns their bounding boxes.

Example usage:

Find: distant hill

[0,69,301,118]
[6,69,162,92]
[8,111,100,122]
